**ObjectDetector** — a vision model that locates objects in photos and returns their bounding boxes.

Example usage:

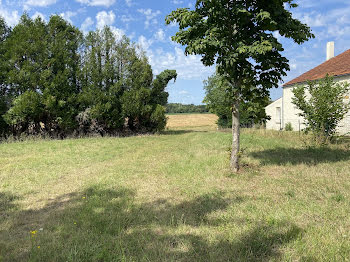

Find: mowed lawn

[1,114,350,261]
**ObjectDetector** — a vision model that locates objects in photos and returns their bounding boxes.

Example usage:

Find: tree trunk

[230,99,240,172]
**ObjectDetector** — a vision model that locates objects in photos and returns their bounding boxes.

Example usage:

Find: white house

[266,42,350,135]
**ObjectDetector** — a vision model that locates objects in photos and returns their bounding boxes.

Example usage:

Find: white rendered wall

[282,84,306,132]
[265,98,282,130]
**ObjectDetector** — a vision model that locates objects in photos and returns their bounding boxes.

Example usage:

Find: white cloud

[135,33,213,80]
[171,0,184,4]
[125,0,132,7]
[25,0,57,7]
[154,29,165,41]
[95,11,125,41]
[0,9,20,26]
[128,32,135,39]
[294,11,326,27]
[291,4,350,43]
[96,10,115,29]
[296,0,347,8]
[137,9,161,29]
[148,46,214,80]
[76,0,115,7]
[110,26,125,41]
[120,14,134,23]
[81,17,94,33]
[169,86,202,105]
[137,35,153,52]
[294,5,350,29]
[326,25,350,40]
[32,11,46,21]
[60,11,77,24]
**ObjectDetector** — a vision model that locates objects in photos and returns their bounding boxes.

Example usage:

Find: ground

[1,114,350,261]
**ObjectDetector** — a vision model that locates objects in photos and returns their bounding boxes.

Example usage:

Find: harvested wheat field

[166,113,218,129]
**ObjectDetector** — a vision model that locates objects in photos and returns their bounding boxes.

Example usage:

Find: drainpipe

[281,88,284,130]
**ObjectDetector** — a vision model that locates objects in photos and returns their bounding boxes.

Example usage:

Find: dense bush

[166,103,208,114]
[0,14,177,138]
[285,122,293,131]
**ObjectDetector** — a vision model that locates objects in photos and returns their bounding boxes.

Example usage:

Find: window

[276,107,281,123]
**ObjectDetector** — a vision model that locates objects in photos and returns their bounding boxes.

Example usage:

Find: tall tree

[0,17,9,135]
[79,29,130,133]
[4,14,82,136]
[79,27,177,134]
[1,16,176,137]
[45,15,83,134]
[166,0,314,172]
[5,14,49,96]
[4,14,49,134]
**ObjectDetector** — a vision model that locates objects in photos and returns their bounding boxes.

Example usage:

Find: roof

[284,49,350,87]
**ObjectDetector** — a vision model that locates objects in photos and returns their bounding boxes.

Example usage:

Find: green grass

[1,124,350,261]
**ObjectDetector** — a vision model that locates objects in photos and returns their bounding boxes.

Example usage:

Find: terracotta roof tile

[284,49,350,87]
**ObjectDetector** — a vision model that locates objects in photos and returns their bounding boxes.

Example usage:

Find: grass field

[1,114,350,261]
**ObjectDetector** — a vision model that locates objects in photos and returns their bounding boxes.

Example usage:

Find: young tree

[292,75,350,141]
[166,0,314,172]
[203,71,270,128]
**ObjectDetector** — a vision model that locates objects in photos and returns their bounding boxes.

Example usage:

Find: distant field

[1,115,350,261]
[166,113,218,128]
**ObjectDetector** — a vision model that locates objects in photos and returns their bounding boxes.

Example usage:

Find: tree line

[165,103,208,114]
[0,14,177,138]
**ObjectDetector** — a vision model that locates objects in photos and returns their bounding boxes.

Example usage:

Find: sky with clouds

[0,0,349,104]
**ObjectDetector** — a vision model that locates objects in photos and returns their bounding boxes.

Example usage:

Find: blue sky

[0,0,349,104]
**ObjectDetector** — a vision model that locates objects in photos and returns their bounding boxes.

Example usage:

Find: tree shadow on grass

[333,136,350,145]
[0,192,21,223]
[249,147,350,166]
[1,186,302,261]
